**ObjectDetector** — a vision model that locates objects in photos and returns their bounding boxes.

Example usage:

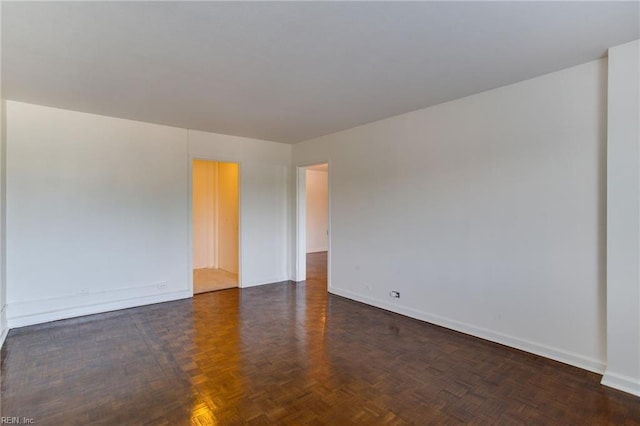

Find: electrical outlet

[389,291,400,298]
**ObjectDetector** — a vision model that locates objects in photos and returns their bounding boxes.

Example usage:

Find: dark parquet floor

[1,252,639,424]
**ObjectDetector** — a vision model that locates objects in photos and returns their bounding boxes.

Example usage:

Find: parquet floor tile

[1,252,638,424]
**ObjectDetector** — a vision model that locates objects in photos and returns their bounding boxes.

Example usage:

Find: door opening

[296,163,329,289]
[192,159,239,294]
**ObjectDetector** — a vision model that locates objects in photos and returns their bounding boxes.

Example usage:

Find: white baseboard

[0,304,7,348]
[329,287,606,375]
[6,282,626,395]
[601,370,640,397]
[0,325,8,349]
[7,290,192,329]
[7,276,293,329]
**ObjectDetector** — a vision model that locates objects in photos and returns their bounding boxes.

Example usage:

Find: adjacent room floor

[1,252,638,424]
[193,267,238,294]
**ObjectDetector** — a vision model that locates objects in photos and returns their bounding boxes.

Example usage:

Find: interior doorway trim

[295,161,331,290]
[188,157,243,295]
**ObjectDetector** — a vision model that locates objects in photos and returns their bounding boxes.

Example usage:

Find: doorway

[296,162,329,288]
[192,159,239,294]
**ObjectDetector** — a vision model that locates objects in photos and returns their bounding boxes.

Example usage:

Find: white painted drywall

[603,39,640,397]
[0,97,6,345]
[306,169,328,253]
[0,97,6,346]
[188,130,291,287]
[0,0,7,345]
[294,167,307,282]
[5,101,292,327]
[218,162,239,274]
[293,59,608,374]
[5,101,192,327]
[192,159,218,269]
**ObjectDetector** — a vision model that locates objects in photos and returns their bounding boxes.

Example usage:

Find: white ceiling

[2,2,638,144]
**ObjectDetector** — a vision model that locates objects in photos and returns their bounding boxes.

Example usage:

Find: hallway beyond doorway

[306,251,327,288]
[192,159,239,293]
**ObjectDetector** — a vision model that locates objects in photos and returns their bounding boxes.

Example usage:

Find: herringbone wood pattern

[1,252,639,424]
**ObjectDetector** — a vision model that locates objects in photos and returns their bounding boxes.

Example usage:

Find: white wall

[0,97,6,346]
[218,162,239,274]
[6,101,192,327]
[0,1,7,345]
[306,169,328,253]
[293,59,608,374]
[5,101,292,327]
[603,39,640,396]
[0,96,9,348]
[192,159,217,269]
[189,130,291,287]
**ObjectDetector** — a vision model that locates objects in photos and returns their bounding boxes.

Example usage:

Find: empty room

[0,2,639,424]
